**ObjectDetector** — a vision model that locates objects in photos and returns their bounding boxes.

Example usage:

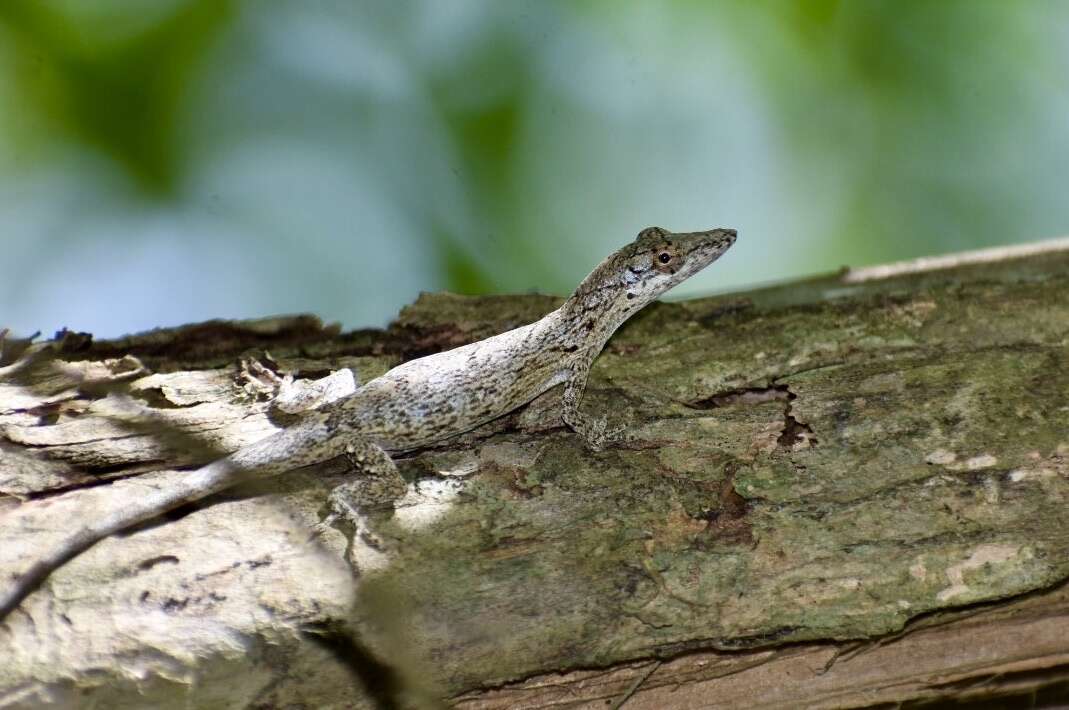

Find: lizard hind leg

[315,437,407,540]
[226,419,406,535]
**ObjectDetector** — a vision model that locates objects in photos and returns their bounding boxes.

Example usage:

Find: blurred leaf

[0,0,232,193]
[425,34,554,295]
[441,237,498,295]
[718,0,1049,263]
[450,99,521,196]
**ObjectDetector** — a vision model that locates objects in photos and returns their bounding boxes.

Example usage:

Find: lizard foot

[570,414,628,452]
[317,443,408,534]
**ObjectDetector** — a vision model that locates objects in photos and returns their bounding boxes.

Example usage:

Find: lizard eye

[653,246,682,273]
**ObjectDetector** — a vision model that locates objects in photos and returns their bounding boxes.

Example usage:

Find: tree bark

[2,240,1069,709]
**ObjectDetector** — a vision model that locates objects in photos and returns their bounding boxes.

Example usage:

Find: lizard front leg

[561,356,626,451]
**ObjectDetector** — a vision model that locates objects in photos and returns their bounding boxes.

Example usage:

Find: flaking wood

[2,242,1069,708]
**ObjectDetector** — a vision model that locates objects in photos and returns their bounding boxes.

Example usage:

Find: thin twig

[611,660,661,710]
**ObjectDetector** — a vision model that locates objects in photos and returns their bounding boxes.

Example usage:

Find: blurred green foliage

[0,0,231,191]
[729,0,1053,263]
[1,0,1066,336]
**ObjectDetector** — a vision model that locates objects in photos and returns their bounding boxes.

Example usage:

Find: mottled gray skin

[0,226,736,620]
[329,226,737,452]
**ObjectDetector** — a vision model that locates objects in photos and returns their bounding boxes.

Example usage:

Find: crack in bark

[777,404,817,450]
[684,384,791,410]
[683,383,817,450]
[699,461,754,547]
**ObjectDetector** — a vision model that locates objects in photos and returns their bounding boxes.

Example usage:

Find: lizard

[0,225,737,620]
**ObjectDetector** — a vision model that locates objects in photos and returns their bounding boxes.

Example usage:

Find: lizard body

[0,226,736,620]
[330,226,735,449]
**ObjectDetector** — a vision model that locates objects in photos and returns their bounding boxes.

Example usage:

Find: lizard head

[623,226,737,302]
[569,227,737,323]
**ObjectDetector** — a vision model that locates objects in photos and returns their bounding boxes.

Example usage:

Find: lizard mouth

[676,227,737,277]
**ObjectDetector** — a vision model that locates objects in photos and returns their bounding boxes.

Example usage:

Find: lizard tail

[0,419,336,622]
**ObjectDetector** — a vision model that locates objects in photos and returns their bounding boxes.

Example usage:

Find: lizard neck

[553,280,634,355]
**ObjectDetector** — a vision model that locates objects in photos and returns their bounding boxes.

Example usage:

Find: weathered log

[2,240,1068,708]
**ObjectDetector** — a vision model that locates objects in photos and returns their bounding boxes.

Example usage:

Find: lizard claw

[576,415,627,452]
[310,513,340,540]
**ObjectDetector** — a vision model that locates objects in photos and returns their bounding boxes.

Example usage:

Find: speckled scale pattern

[321,226,737,454]
[327,317,570,451]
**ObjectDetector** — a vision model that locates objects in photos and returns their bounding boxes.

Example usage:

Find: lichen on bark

[2,246,1069,707]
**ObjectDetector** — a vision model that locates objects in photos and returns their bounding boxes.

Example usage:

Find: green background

[2,0,1067,337]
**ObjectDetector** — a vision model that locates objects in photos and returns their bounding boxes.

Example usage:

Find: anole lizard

[0,226,736,620]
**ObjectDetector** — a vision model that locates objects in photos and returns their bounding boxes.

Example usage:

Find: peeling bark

[2,244,1069,708]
